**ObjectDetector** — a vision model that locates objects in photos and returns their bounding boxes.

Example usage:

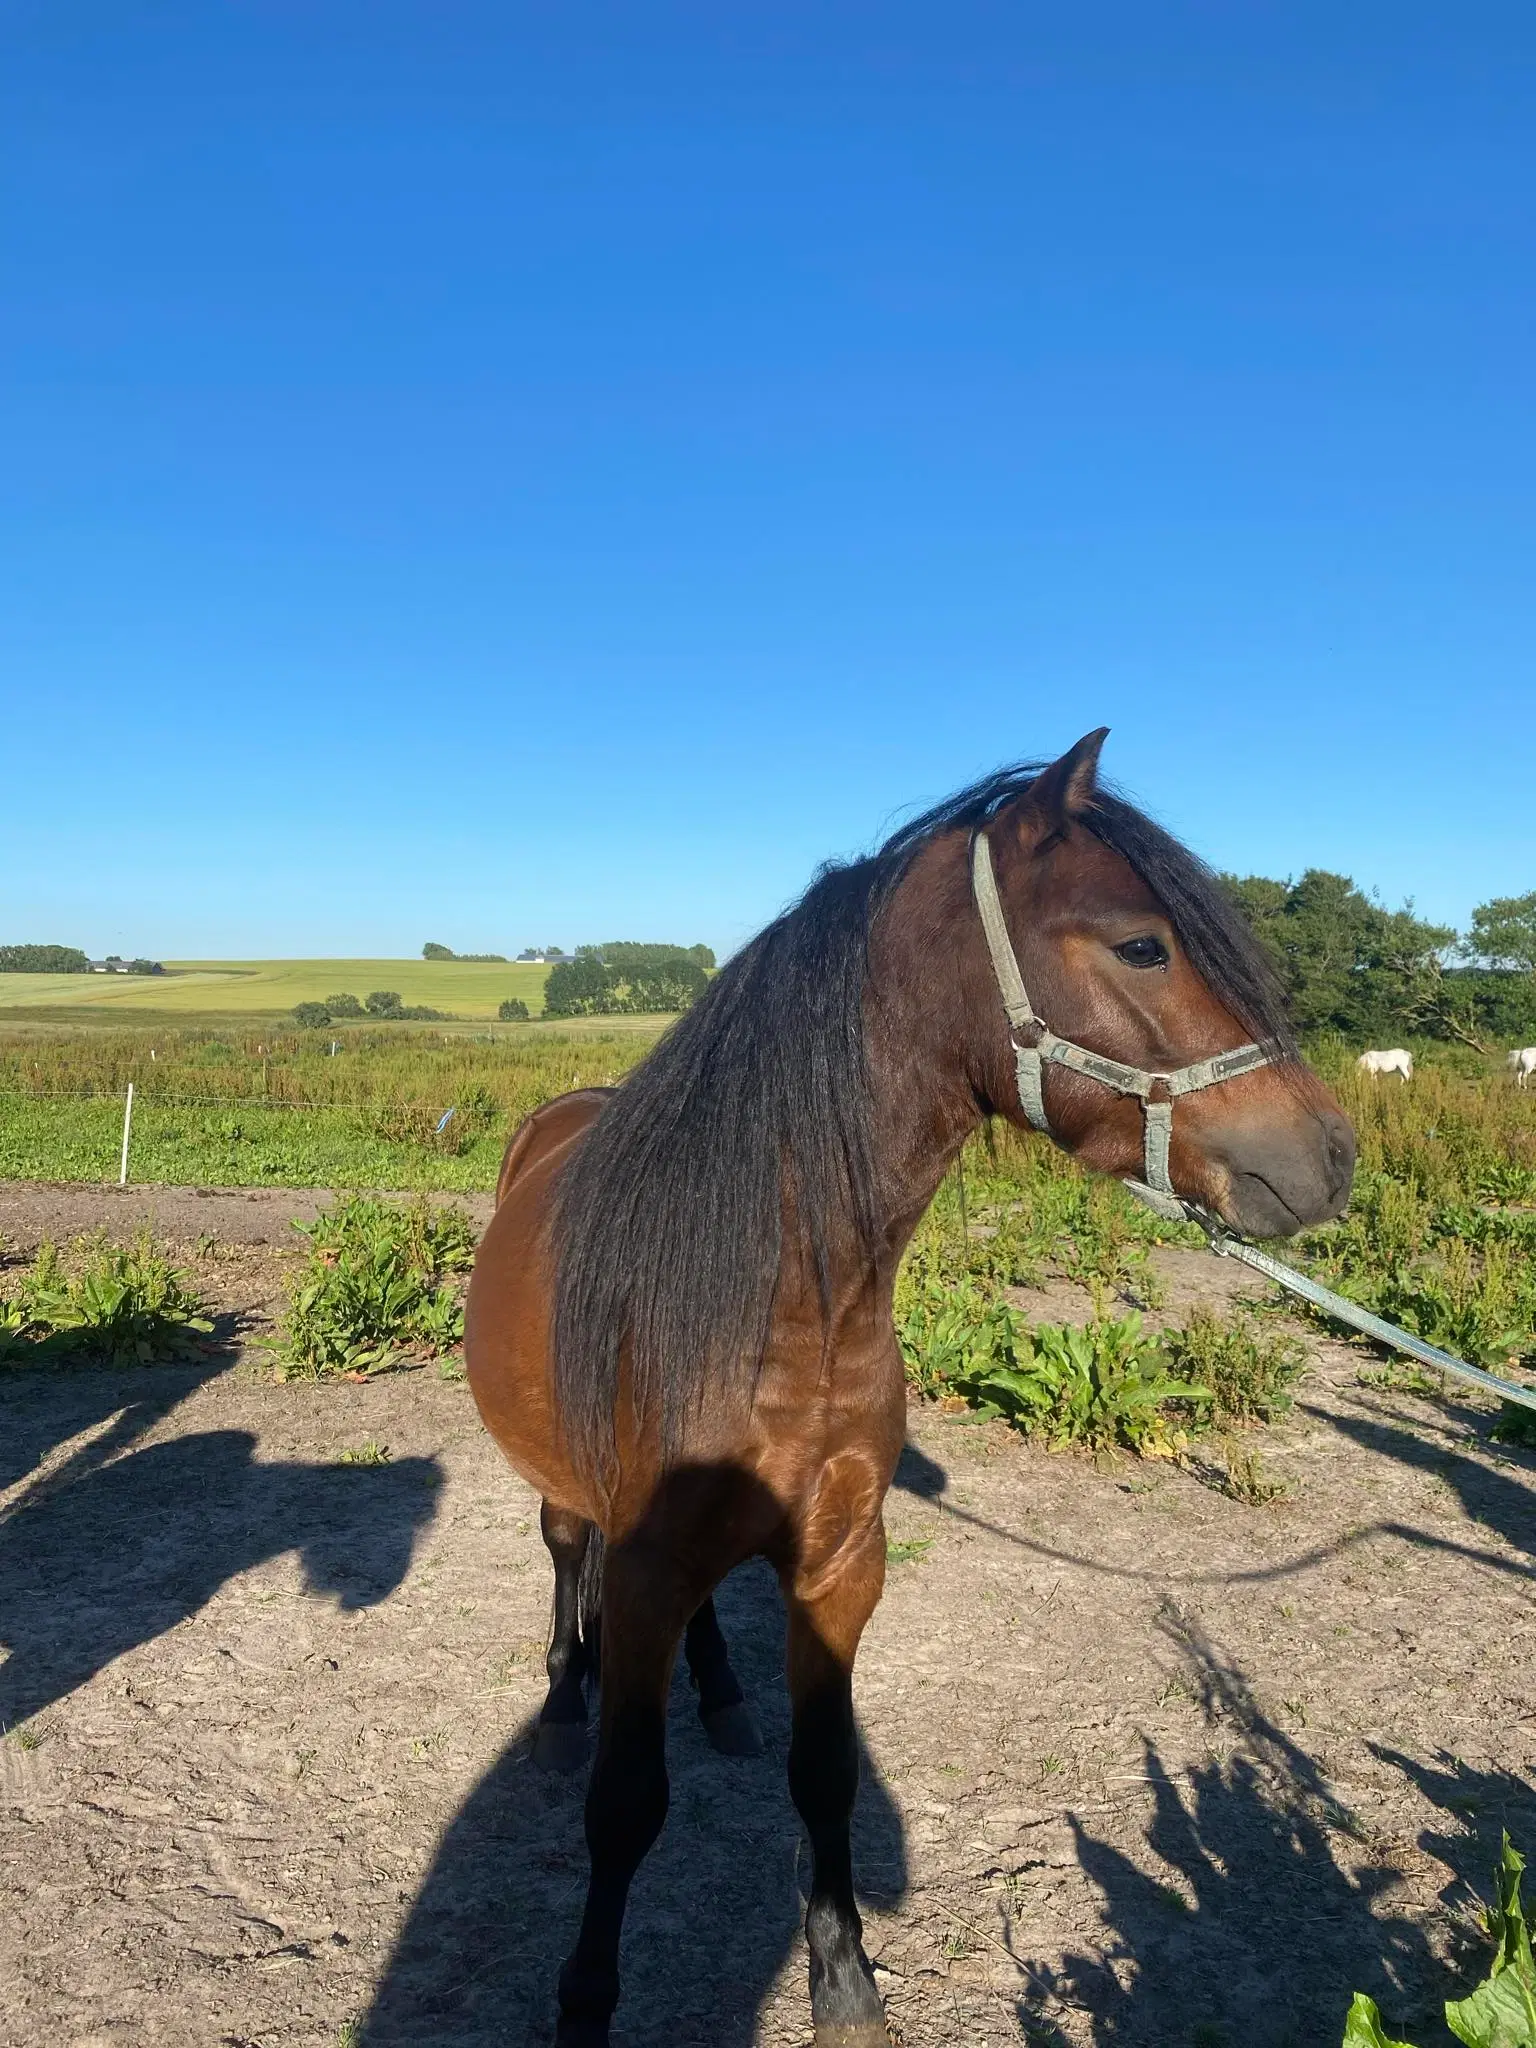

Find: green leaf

[1342,1992,1417,2048]
[1444,1969,1536,2048]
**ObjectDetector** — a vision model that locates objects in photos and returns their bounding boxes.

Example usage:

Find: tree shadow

[359,1556,910,2048]
[1018,1608,1462,2048]
[0,1423,441,1722]
[1368,1744,1536,1923]
[1317,1401,1536,1570]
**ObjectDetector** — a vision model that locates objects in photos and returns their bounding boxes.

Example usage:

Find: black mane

[550,762,1294,1486]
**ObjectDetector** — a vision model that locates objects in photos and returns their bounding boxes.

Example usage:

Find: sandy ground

[2,1184,1534,2048]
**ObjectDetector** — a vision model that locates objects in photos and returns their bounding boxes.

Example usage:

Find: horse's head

[974,729,1353,1237]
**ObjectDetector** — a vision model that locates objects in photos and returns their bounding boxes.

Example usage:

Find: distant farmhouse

[87,956,165,975]
[515,947,571,964]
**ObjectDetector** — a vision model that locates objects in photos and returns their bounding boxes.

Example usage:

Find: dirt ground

[2,1182,1534,2048]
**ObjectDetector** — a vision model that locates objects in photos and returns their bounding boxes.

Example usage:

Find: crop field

[0,956,552,1021]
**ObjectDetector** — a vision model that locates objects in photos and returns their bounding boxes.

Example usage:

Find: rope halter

[971,829,1274,1223]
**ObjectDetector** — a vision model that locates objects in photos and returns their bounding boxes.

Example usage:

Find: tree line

[543,942,715,1018]
[1222,873,1536,1046]
[0,944,163,974]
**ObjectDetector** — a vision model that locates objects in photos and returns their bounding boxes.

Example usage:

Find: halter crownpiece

[970,829,1274,1222]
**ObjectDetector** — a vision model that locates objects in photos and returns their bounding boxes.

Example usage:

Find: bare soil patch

[2,1184,1533,2048]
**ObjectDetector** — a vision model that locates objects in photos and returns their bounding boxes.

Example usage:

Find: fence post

[119,1082,134,1185]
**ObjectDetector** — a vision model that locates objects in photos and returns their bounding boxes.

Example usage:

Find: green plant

[325,992,364,1017]
[1343,1834,1536,2047]
[0,1231,213,1366]
[365,991,403,1017]
[336,1439,391,1466]
[498,997,530,1021]
[1160,1307,1306,1425]
[269,1194,476,1379]
[292,1001,331,1028]
[898,1280,1208,1457]
[1219,1441,1292,1507]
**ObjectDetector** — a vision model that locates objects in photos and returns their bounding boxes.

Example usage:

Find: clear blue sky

[4,4,1532,959]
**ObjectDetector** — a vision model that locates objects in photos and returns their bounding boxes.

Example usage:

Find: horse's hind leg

[685,1594,765,1756]
[534,1501,593,1773]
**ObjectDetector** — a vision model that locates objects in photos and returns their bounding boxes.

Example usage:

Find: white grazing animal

[1508,1047,1536,1089]
[1358,1048,1414,1082]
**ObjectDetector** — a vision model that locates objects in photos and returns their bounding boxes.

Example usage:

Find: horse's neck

[862,836,994,1254]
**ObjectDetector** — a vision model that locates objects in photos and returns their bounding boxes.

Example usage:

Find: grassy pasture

[0,1022,661,1189]
[0,957,552,1020]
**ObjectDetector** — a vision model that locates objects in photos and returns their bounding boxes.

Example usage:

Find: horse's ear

[1022,727,1108,841]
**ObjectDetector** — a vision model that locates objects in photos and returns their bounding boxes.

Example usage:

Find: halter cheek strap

[971,830,1273,1221]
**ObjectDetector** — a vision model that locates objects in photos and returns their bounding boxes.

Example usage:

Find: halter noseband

[971,830,1273,1222]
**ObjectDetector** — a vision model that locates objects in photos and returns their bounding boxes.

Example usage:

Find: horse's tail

[578,1525,606,1683]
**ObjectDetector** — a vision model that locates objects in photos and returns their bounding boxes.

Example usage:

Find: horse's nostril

[1325,1116,1356,1196]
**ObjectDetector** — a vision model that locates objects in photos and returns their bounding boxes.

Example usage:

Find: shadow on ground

[1020,1608,1466,2048]
[360,1557,909,2048]
[1320,1401,1536,1572]
[0,1390,441,1721]
[0,1333,239,1501]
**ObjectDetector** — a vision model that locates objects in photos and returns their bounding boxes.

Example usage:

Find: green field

[0,1022,662,1189]
[0,958,551,1021]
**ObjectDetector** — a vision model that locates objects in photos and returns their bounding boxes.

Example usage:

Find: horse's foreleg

[555,1541,688,2048]
[534,1501,593,1772]
[784,1530,888,2048]
[685,1594,764,1755]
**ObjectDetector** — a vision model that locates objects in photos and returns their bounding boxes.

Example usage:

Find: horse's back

[467,1088,615,1512]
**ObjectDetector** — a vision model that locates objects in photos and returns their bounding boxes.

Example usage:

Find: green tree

[325,992,364,1017]
[0,944,90,973]
[1222,870,1453,1039]
[498,997,530,1021]
[1466,892,1536,974]
[365,991,404,1018]
[422,941,454,960]
[543,957,614,1017]
[292,1001,331,1028]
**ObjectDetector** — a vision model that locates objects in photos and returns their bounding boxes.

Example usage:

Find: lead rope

[1197,1216,1536,1414]
[970,828,1536,1416]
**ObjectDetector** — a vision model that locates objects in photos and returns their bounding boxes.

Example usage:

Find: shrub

[896,1277,1208,1457]
[268,1194,477,1378]
[0,1232,213,1366]
[1159,1307,1306,1425]
[365,991,403,1017]
[325,992,364,1018]
[292,1001,331,1028]
[498,997,530,1021]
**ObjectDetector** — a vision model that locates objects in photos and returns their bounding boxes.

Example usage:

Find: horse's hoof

[533,1718,588,1772]
[553,2022,609,2048]
[813,2024,891,2048]
[700,1699,765,1756]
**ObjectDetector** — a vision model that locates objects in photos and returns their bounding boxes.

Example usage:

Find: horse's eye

[1114,935,1169,969]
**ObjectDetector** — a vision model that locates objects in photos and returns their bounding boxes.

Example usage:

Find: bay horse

[465,730,1355,2047]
